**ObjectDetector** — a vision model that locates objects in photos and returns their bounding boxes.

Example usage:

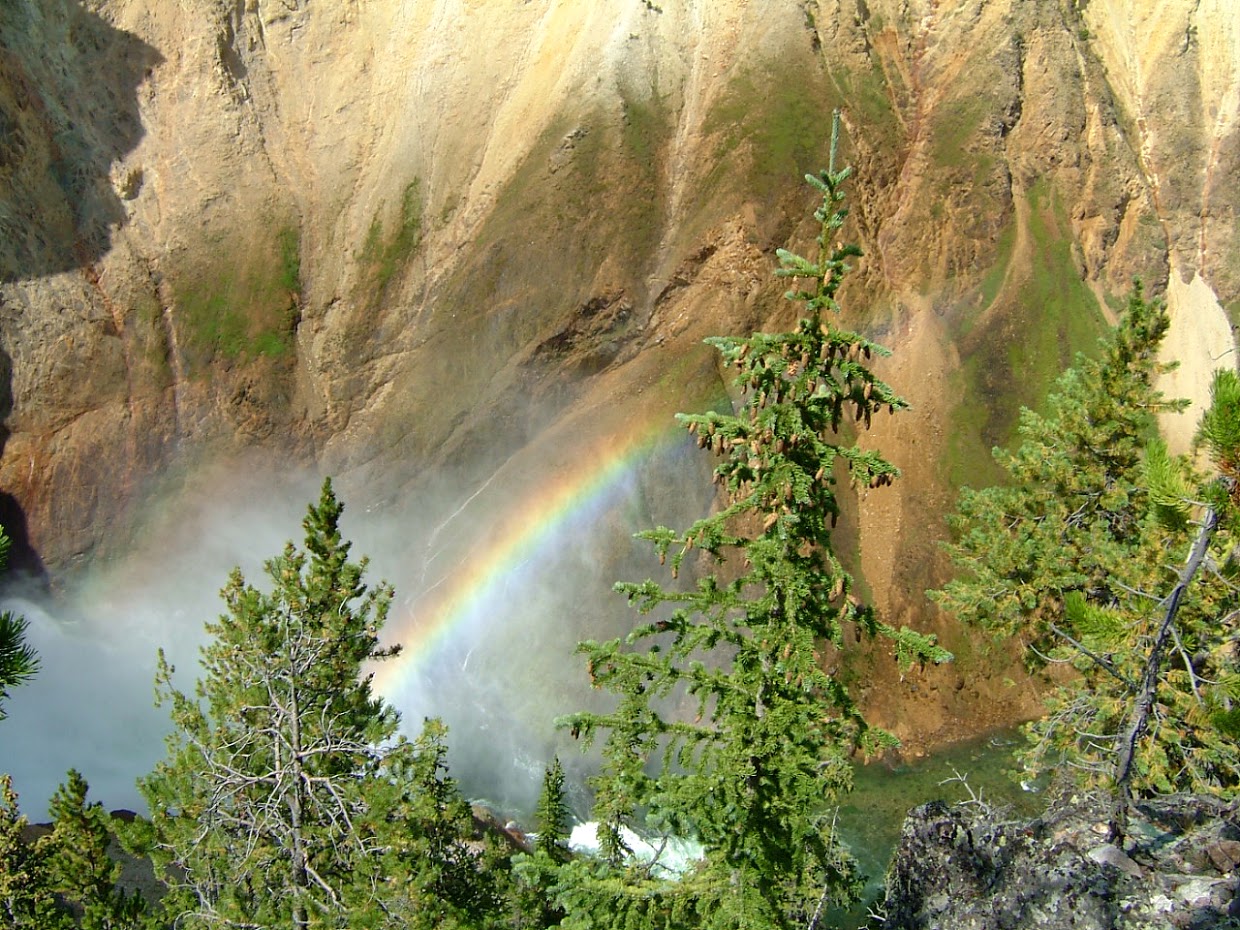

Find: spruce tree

[534,757,571,865]
[139,479,486,928]
[931,286,1181,648]
[1102,368,1240,810]
[381,717,502,930]
[557,114,949,930]
[510,758,573,929]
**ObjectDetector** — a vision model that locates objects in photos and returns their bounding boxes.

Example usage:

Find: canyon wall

[0,0,1237,738]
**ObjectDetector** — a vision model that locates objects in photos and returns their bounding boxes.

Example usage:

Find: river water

[835,727,1045,922]
[554,728,1045,924]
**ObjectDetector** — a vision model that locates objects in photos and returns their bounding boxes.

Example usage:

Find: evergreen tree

[0,528,37,721]
[510,759,572,929]
[557,114,949,930]
[932,291,1240,797]
[40,770,147,929]
[931,286,1180,648]
[534,757,571,865]
[0,775,66,929]
[380,717,501,930]
[1103,368,1240,813]
[139,479,484,929]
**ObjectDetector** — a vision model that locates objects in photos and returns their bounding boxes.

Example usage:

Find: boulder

[884,791,1240,929]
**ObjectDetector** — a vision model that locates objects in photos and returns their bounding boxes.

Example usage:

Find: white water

[568,821,704,877]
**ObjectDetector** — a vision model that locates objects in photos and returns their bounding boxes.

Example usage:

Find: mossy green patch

[1226,298,1240,330]
[701,57,898,216]
[178,282,251,362]
[943,180,1105,487]
[491,89,669,286]
[1015,180,1106,400]
[703,67,840,205]
[943,354,1007,490]
[929,96,990,170]
[277,225,301,293]
[834,65,898,143]
[360,179,423,298]
[615,86,668,262]
[174,221,302,368]
[969,219,1018,334]
[982,218,1018,287]
[375,94,675,462]
[620,88,663,164]
[131,291,173,385]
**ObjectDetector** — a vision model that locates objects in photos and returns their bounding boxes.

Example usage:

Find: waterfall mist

[1,436,715,820]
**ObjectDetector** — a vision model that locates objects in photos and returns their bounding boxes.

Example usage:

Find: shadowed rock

[0,2,161,282]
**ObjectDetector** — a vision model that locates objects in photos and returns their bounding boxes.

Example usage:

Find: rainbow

[372,413,690,702]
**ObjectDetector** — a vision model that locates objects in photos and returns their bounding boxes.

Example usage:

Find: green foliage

[1198,369,1240,476]
[510,758,574,928]
[557,115,948,930]
[41,770,147,929]
[380,718,502,930]
[945,179,1107,496]
[0,771,145,928]
[0,776,65,928]
[0,527,36,721]
[361,179,423,295]
[1001,182,1107,417]
[934,285,1240,796]
[933,285,1178,640]
[535,757,572,865]
[138,479,489,928]
[0,612,36,722]
[1145,438,1193,529]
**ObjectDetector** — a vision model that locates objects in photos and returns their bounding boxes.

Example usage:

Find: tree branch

[1110,503,1219,840]
[1048,622,1134,689]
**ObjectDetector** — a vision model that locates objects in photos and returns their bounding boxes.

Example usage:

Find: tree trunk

[1110,505,1218,840]
[287,673,310,930]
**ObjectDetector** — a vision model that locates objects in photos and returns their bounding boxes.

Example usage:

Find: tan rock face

[0,0,1236,737]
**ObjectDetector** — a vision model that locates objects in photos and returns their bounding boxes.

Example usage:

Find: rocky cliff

[885,791,1240,929]
[1,0,1237,741]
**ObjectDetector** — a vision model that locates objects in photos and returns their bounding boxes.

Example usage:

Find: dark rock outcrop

[885,791,1240,929]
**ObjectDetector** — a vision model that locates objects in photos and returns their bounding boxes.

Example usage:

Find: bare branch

[1048,622,1134,689]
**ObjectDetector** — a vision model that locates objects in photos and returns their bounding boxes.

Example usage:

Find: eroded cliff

[1,0,1237,745]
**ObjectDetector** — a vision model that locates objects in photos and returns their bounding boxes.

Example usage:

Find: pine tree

[40,770,147,929]
[932,291,1240,797]
[1103,368,1240,810]
[0,775,67,929]
[380,717,501,930]
[0,526,58,926]
[510,759,573,930]
[0,528,37,721]
[139,479,450,929]
[931,285,1181,649]
[557,114,949,930]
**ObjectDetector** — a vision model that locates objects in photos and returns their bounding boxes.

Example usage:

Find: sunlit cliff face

[2,0,1237,572]
[0,0,1237,812]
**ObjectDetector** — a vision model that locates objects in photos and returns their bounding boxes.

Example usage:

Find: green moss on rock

[173,221,302,368]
